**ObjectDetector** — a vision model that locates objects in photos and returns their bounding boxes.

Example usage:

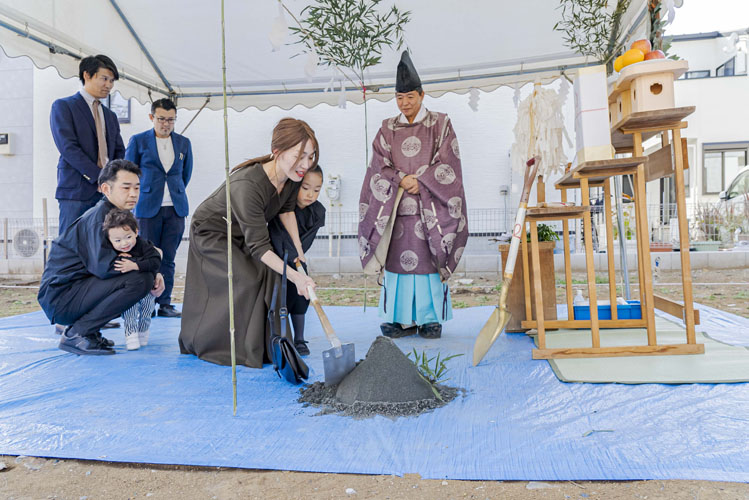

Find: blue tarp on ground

[1,304,748,481]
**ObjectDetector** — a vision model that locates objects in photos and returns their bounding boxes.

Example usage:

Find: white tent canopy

[0,0,648,111]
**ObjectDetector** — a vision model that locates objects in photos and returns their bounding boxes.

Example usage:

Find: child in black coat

[102,208,162,350]
[268,165,326,355]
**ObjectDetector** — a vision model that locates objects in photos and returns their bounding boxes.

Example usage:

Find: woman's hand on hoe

[292,271,316,300]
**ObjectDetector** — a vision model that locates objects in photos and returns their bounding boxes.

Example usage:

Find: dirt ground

[1,457,748,500]
[1,268,748,499]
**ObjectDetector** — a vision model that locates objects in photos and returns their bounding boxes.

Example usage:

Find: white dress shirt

[79,89,106,136]
[155,135,175,206]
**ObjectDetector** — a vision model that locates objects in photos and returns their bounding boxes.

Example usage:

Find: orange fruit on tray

[614,54,625,72]
[644,50,666,60]
[630,39,652,53]
[621,48,645,68]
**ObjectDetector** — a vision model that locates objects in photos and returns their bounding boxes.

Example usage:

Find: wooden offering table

[612,106,700,344]
[523,150,703,360]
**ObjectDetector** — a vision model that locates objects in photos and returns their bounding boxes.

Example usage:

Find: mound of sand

[299,336,460,419]
[335,336,436,405]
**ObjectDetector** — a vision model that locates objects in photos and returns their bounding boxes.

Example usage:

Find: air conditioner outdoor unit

[13,228,41,258]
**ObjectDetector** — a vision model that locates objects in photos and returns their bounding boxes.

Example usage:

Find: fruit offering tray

[608,59,689,102]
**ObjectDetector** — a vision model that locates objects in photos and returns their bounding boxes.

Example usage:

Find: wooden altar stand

[521,111,703,359]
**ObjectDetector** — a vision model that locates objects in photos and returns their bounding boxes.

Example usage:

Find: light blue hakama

[378,271,452,325]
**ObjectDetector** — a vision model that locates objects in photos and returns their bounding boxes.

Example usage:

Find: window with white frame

[703,143,748,194]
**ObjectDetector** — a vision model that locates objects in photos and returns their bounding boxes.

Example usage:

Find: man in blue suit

[126,98,193,318]
[50,54,126,234]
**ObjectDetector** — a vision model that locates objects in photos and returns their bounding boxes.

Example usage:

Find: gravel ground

[1,268,748,499]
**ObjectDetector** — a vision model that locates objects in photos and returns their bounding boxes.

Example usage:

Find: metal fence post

[42,198,49,267]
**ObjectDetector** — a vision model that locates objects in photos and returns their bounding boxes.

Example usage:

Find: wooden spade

[473,156,540,366]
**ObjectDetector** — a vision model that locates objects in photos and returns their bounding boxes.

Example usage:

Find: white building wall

[4,32,748,228]
[27,63,576,231]
[675,74,749,201]
[641,33,749,208]
[671,36,733,75]
[669,33,749,203]
[0,49,34,220]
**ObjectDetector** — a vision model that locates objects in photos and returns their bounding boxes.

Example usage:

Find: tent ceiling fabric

[0,0,647,111]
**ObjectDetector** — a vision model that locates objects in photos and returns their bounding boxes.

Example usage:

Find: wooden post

[603,180,618,320]
[537,175,546,205]
[580,177,600,348]
[672,127,696,344]
[521,221,532,323]
[560,188,574,320]
[636,162,657,344]
[530,221,546,349]
[632,133,648,328]
[632,132,657,345]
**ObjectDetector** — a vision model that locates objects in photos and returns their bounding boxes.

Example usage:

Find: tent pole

[220,0,238,416]
[108,0,174,94]
[180,97,211,135]
[0,19,170,97]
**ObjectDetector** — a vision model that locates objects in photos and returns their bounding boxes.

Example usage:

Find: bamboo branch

[220,0,238,416]
[278,0,361,89]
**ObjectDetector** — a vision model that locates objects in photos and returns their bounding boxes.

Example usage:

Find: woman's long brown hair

[231,118,319,173]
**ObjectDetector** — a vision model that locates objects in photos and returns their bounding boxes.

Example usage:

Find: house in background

[671,29,749,203]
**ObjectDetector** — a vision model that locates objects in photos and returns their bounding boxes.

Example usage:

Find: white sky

[668,0,749,35]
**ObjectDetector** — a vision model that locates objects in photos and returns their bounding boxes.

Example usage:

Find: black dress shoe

[380,322,418,338]
[417,322,442,339]
[294,340,310,356]
[92,331,115,347]
[59,330,115,356]
[102,321,120,329]
[157,304,181,318]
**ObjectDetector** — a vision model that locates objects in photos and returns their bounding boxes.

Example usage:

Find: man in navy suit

[50,54,126,234]
[126,98,193,318]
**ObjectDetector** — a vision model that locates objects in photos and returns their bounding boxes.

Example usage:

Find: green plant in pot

[527,223,560,243]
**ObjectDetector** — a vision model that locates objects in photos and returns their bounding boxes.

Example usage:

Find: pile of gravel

[298,336,459,418]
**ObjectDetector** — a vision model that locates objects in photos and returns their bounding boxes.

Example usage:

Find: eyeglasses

[155,117,176,124]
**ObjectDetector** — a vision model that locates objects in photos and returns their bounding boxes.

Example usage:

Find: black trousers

[138,206,185,306]
[53,272,155,337]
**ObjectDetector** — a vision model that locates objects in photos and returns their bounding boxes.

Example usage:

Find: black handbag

[268,252,309,384]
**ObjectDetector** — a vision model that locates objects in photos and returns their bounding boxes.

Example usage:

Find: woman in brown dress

[179,118,318,368]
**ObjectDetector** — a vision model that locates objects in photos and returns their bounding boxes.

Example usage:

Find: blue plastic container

[573,300,642,320]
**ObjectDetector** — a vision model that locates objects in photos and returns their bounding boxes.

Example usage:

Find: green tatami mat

[532,315,749,384]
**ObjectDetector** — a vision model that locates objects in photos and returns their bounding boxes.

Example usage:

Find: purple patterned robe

[358,110,468,280]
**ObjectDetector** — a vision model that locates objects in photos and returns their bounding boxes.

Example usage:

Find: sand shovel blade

[472,306,511,366]
[323,342,356,386]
